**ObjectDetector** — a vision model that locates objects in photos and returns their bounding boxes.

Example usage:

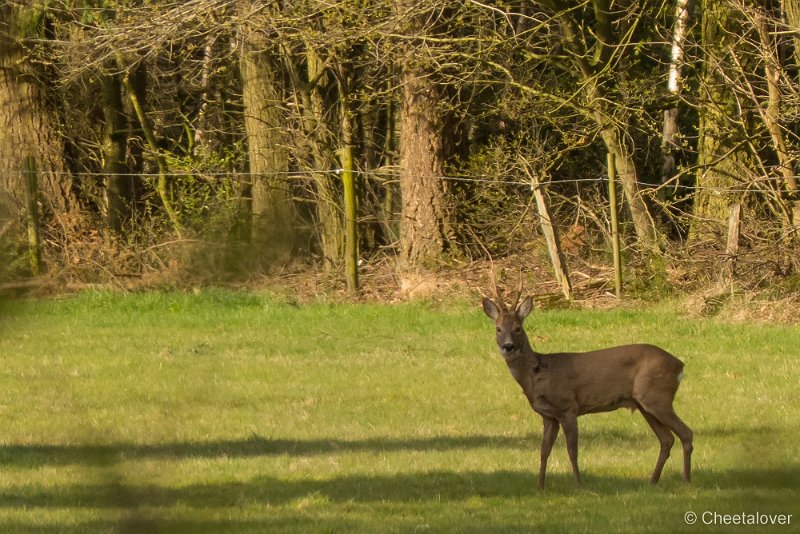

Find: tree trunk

[661,0,694,187]
[599,127,658,250]
[608,153,623,298]
[118,58,183,239]
[287,43,344,268]
[398,68,453,269]
[101,72,134,235]
[239,17,295,264]
[23,155,41,275]
[775,1,800,238]
[550,4,660,252]
[0,3,74,220]
[305,46,343,267]
[690,0,751,243]
[394,2,456,270]
[724,202,741,284]
[193,34,220,160]
[339,79,359,293]
[784,0,800,86]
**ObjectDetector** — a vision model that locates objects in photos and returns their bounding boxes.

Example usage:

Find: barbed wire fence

[1,165,798,295]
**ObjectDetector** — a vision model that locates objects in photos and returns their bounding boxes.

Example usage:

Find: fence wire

[6,168,799,195]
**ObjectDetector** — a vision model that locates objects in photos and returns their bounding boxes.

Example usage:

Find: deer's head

[482,276,533,359]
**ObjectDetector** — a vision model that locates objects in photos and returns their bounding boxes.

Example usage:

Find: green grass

[0,291,797,533]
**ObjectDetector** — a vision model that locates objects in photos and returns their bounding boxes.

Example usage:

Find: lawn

[0,290,797,533]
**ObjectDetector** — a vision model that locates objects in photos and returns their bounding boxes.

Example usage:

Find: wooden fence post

[724,203,741,285]
[530,171,573,300]
[608,152,623,298]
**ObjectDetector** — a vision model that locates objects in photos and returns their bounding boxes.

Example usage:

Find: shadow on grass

[1,466,798,510]
[0,423,778,468]
[0,430,648,467]
[0,465,796,533]
[0,434,529,467]
[0,518,371,534]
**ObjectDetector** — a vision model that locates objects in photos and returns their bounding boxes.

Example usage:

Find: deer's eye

[496,326,502,333]
[514,327,522,334]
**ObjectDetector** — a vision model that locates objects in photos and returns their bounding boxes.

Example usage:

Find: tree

[542,0,661,250]
[395,1,458,269]
[0,3,75,220]
[101,69,136,235]
[661,0,694,188]
[690,0,754,243]
[464,1,665,252]
[687,0,800,250]
[4,0,797,289]
[239,6,296,264]
[761,0,800,240]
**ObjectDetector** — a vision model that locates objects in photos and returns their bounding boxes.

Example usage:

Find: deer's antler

[490,262,507,312]
[509,269,524,311]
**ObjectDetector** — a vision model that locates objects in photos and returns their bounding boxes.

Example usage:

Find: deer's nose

[502,342,515,352]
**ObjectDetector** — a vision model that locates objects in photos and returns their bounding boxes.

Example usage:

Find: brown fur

[483,295,693,488]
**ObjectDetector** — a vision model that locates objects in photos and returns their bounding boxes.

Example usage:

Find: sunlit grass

[0,291,797,532]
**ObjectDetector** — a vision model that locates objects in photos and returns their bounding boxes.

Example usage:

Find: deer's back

[536,344,684,416]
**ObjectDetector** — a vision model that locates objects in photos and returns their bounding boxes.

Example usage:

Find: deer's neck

[504,336,541,385]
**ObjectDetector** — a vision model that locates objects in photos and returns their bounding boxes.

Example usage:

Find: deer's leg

[639,407,675,484]
[664,413,693,483]
[539,416,559,489]
[560,416,582,486]
[641,404,693,483]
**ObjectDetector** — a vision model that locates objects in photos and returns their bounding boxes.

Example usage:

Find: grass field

[0,290,797,533]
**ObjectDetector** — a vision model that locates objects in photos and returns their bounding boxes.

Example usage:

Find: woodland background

[2,0,800,303]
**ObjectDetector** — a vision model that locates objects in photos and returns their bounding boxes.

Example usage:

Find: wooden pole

[530,171,573,300]
[608,152,623,298]
[724,202,741,286]
[339,81,359,294]
[23,155,41,276]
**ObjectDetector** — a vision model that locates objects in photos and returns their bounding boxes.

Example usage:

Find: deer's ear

[482,297,500,320]
[517,296,533,320]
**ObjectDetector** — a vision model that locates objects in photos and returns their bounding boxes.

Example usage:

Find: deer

[481,277,693,489]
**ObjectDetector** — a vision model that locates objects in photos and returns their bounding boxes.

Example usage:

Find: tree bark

[339,78,359,293]
[0,3,75,220]
[608,153,623,298]
[772,2,800,238]
[305,46,343,267]
[101,72,134,235]
[395,2,455,270]
[286,43,344,268]
[398,68,453,268]
[599,126,658,249]
[661,0,694,187]
[23,155,41,275]
[724,202,741,284]
[690,0,751,243]
[239,16,296,264]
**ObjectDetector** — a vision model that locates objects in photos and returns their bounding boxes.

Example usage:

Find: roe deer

[482,279,693,489]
